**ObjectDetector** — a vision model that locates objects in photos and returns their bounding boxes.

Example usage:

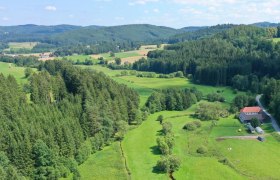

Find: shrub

[197,146,208,154]
[162,122,172,135]
[184,122,197,131]
[193,120,202,128]
[156,155,181,173]
[184,120,202,131]
[251,118,261,128]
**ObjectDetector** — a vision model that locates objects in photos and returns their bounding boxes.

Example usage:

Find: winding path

[256,95,280,134]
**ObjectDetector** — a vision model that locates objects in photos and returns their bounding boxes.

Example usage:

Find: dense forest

[133,25,280,86]
[0,60,140,179]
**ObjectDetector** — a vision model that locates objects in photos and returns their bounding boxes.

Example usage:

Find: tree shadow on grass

[156,129,163,136]
[152,165,166,174]
[150,145,161,155]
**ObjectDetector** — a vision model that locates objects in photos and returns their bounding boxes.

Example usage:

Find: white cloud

[2,17,9,21]
[129,0,159,6]
[94,0,112,2]
[153,8,160,13]
[114,16,125,21]
[45,5,57,11]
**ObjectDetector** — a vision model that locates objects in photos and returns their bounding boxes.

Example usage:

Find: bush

[251,118,261,128]
[197,146,208,154]
[184,120,202,131]
[207,93,225,102]
[24,67,33,78]
[184,122,197,131]
[193,120,202,128]
[162,122,172,135]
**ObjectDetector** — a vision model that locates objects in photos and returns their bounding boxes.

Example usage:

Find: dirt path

[256,95,280,135]
[119,141,132,180]
[216,136,261,141]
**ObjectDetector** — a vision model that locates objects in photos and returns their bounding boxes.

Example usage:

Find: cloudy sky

[0,0,280,28]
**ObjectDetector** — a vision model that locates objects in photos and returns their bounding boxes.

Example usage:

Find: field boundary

[119,141,132,180]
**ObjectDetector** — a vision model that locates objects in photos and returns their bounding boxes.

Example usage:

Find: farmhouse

[239,106,264,123]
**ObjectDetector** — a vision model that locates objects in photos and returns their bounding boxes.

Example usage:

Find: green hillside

[51,24,181,45]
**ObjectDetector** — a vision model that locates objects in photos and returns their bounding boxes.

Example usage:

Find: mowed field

[73,64,280,180]
[273,38,280,43]
[0,62,33,84]
[7,42,38,50]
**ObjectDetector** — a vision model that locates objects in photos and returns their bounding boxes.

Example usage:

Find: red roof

[240,106,261,113]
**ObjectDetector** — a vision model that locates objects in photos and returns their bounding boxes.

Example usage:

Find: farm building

[239,106,264,123]
[255,127,264,134]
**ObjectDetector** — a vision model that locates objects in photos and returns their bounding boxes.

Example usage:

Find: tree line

[0,60,140,179]
[145,88,202,114]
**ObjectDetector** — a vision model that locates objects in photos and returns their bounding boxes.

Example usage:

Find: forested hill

[50,24,181,45]
[0,24,83,42]
[0,61,140,179]
[0,24,181,44]
[133,25,280,86]
[251,22,280,28]
[168,24,236,43]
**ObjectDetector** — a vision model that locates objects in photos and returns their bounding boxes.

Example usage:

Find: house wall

[239,112,264,122]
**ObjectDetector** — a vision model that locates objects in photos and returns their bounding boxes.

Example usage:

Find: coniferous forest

[0,61,140,179]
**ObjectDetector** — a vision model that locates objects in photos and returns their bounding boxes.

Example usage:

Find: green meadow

[0,62,34,84]
[8,42,38,50]
[72,64,280,180]
[100,52,140,60]
[58,55,99,63]
[78,65,240,106]
[273,38,280,43]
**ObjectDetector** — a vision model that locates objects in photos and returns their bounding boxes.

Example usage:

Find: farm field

[7,42,38,50]
[58,55,98,63]
[273,38,280,43]
[0,62,34,84]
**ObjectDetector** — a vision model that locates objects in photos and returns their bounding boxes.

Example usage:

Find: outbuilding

[247,124,255,134]
[255,127,264,134]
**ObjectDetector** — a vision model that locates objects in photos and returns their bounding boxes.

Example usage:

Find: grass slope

[8,42,38,50]
[77,142,128,180]
[273,38,280,43]
[73,65,279,180]
[0,62,31,84]
[78,65,240,106]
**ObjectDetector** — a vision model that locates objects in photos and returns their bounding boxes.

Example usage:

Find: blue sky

[0,0,280,28]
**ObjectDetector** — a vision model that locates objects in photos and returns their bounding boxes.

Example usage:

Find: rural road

[256,95,280,134]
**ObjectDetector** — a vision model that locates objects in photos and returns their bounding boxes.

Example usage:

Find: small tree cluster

[156,155,181,173]
[207,93,225,102]
[156,122,180,173]
[146,88,202,114]
[183,120,201,131]
[195,102,229,121]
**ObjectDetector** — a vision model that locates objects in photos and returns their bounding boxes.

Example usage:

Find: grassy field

[99,52,140,61]
[273,38,280,43]
[73,64,279,180]
[58,55,98,63]
[8,42,38,50]
[78,65,240,106]
[78,142,128,180]
[0,62,33,84]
